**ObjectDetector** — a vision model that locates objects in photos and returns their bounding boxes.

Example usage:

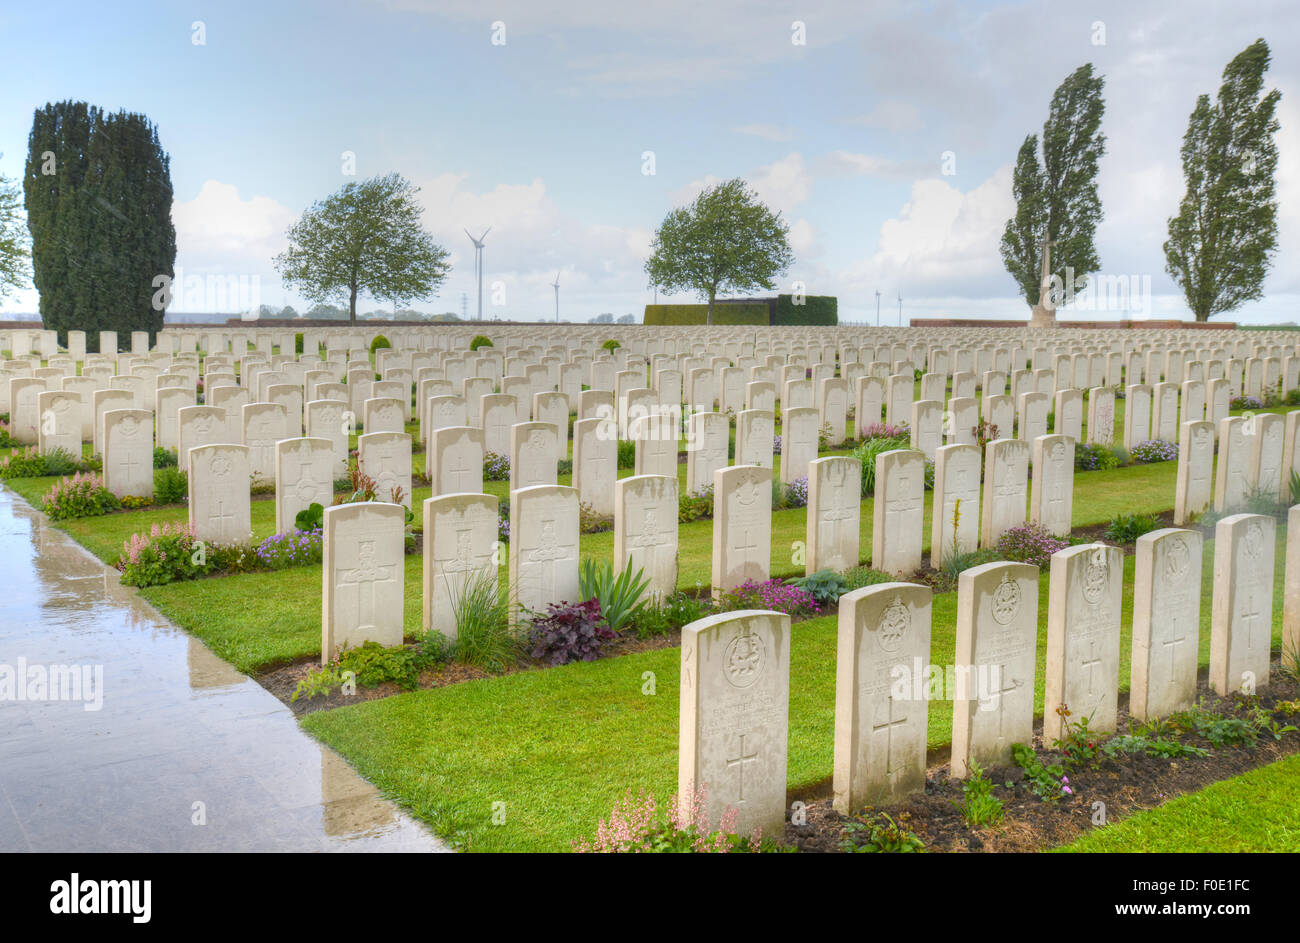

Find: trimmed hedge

[773,294,837,326]
[643,303,768,326]
[644,295,838,326]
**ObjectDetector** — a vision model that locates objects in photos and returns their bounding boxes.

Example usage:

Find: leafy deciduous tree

[0,162,30,302]
[274,172,450,324]
[644,178,793,324]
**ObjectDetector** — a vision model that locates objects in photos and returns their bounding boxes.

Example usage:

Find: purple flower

[1130,439,1178,464]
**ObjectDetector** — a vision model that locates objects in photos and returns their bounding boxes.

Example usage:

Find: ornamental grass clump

[448,568,520,672]
[41,472,120,521]
[995,522,1068,569]
[852,435,910,496]
[1130,439,1178,464]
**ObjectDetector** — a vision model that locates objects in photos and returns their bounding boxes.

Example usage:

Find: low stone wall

[909,318,1237,330]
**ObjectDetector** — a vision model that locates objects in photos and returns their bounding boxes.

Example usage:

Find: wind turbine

[551,271,561,323]
[875,290,881,328]
[897,291,903,327]
[464,227,491,320]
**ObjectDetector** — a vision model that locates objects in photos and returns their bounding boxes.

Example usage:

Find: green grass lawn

[298,526,1292,852]
[6,395,1298,852]
[1056,752,1300,852]
[3,454,1186,674]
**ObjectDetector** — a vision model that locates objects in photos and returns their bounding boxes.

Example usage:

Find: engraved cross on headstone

[872,695,908,778]
[986,664,1023,746]
[725,733,760,804]
[338,539,397,632]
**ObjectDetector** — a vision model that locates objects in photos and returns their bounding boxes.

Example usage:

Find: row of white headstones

[681,509,1297,839]
[9,333,1300,642]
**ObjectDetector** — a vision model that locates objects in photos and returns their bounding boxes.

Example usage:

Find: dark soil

[782,661,1300,852]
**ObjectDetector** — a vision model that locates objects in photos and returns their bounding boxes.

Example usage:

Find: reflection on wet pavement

[0,488,450,852]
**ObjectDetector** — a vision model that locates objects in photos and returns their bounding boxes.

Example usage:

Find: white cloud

[673,152,813,217]
[732,123,795,142]
[843,99,923,134]
[1269,86,1300,293]
[169,181,297,311]
[816,149,934,180]
[412,172,651,317]
[841,165,1015,298]
[172,180,295,262]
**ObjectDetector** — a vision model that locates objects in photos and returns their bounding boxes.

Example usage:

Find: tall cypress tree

[24,101,175,352]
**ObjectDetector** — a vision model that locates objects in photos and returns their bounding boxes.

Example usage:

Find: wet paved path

[0,489,449,852]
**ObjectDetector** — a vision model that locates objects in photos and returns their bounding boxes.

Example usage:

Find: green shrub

[293,640,447,701]
[617,439,636,469]
[294,502,325,531]
[0,446,80,479]
[153,447,177,469]
[338,641,427,691]
[369,334,391,354]
[958,762,1004,827]
[643,303,768,326]
[1104,512,1161,544]
[626,591,716,639]
[842,566,894,590]
[786,569,849,607]
[578,501,612,534]
[153,466,188,504]
[840,812,924,853]
[1011,743,1068,802]
[772,294,837,326]
[679,483,714,523]
[601,339,621,352]
[1075,442,1120,471]
[295,332,305,354]
[470,335,494,350]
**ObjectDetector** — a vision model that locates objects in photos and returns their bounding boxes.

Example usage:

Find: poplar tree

[1164,39,1281,321]
[1000,64,1107,309]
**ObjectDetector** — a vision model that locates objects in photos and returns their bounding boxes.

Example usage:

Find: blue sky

[1,0,1297,323]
